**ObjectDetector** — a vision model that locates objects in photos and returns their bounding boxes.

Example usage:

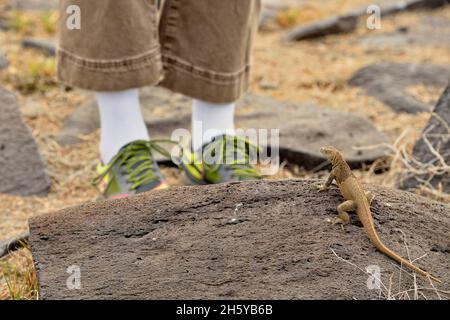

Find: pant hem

[160,56,250,103]
[57,47,163,91]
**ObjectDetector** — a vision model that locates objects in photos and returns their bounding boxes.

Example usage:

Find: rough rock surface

[57,87,388,170]
[355,16,450,50]
[0,232,29,259]
[374,0,450,13]
[284,0,449,41]
[0,88,50,196]
[29,179,450,300]
[399,86,450,193]
[284,15,358,41]
[349,63,450,113]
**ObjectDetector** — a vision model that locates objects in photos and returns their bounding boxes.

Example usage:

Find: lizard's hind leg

[333,200,356,225]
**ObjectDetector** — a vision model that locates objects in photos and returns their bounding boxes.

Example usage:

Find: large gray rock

[373,0,450,13]
[399,86,450,193]
[10,0,58,11]
[284,0,449,41]
[22,39,56,56]
[0,232,29,259]
[0,88,50,196]
[29,180,450,300]
[284,14,358,42]
[355,16,450,50]
[57,87,389,170]
[349,63,450,113]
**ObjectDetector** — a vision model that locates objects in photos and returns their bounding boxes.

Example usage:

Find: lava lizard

[318,146,441,283]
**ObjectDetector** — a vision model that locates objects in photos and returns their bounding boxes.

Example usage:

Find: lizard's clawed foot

[316,184,329,192]
[332,217,348,225]
[326,217,348,225]
[326,217,347,232]
[331,217,348,231]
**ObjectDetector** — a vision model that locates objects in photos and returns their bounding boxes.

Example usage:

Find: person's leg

[58,1,168,198]
[191,100,235,151]
[159,0,262,183]
[97,89,149,164]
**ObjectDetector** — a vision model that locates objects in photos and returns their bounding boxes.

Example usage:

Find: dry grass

[331,228,449,300]
[378,112,450,202]
[0,247,38,300]
[330,245,450,300]
[0,0,449,299]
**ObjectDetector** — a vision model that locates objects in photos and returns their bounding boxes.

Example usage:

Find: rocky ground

[1,0,450,299]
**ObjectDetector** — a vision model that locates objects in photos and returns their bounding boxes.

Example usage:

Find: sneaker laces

[93,140,174,192]
[201,135,262,181]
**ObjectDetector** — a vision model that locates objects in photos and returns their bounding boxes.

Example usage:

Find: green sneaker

[179,135,262,185]
[92,140,170,199]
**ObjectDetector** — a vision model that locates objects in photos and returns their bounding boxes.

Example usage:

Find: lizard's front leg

[317,171,335,192]
[332,200,356,225]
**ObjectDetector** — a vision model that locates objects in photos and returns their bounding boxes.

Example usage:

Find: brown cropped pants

[57,0,261,103]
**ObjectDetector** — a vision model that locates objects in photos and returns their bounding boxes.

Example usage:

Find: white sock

[97,89,149,164]
[191,99,236,151]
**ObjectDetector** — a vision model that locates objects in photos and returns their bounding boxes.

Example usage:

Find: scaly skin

[319,146,441,284]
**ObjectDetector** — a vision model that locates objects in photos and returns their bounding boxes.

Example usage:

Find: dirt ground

[1,0,449,299]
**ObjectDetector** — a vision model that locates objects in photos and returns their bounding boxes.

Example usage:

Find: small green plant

[41,11,58,34]
[14,57,57,93]
[8,10,33,34]
[29,57,56,80]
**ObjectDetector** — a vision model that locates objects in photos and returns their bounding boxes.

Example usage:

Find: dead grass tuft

[330,230,449,300]
[0,247,39,300]
[381,114,450,203]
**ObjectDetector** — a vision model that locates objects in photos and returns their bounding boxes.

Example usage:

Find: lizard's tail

[370,236,441,284]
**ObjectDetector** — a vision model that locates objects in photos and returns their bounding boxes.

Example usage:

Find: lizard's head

[320,146,343,165]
